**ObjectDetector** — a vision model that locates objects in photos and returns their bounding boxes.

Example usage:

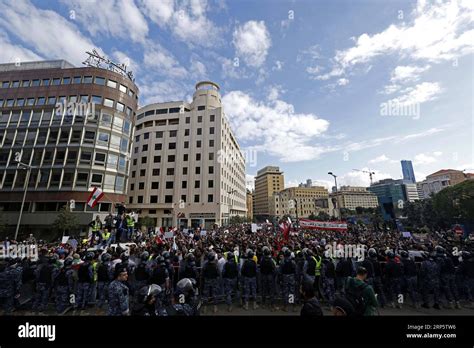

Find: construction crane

[352,169,376,185]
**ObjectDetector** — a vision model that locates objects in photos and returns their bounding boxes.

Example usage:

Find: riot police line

[1,224,474,317]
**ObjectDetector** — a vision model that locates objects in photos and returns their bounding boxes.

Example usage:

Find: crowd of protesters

[1,210,474,317]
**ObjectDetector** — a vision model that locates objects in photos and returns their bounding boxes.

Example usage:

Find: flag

[87,187,104,208]
[279,221,290,241]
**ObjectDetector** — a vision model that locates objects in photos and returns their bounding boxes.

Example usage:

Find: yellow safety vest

[102,232,110,240]
[92,221,101,232]
[313,256,322,276]
[126,218,134,227]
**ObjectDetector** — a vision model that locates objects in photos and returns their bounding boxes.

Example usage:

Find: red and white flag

[87,187,104,208]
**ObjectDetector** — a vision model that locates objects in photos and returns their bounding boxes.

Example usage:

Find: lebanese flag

[87,187,104,208]
[279,221,290,241]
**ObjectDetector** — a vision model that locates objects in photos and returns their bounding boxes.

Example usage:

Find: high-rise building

[369,179,408,220]
[246,189,253,221]
[401,160,416,183]
[254,166,284,220]
[331,186,379,211]
[0,60,138,236]
[269,185,329,220]
[128,81,246,229]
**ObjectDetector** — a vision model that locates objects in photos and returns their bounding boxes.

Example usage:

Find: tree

[138,215,155,229]
[229,215,245,225]
[355,206,364,215]
[308,213,318,220]
[53,205,79,237]
[316,212,330,221]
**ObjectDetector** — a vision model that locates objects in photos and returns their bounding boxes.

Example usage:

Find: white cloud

[111,50,140,74]
[0,32,42,63]
[246,174,255,191]
[138,79,190,106]
[140,0,222,47]
[0,0,101,66]
[368,154,397,164]
[337,78,350,86]
[233,20,272,68]
[433,151,443,157]
[267,85,284,101]
[390,65,431,83]
[414,153,437,165]
[64,0,149,43]
[337,168,393,187]
[143,42,187,78]
[315,0,473,82]
[387,81,442,105]
[272,60,284,71]
[189,56,207,79]
[222,91,330,162]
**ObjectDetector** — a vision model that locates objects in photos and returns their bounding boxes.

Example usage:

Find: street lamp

[14,153,36,241]
[328,172,339,219]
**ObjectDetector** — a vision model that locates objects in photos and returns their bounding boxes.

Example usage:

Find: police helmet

[207,251,216,262]
[368,248,377,257]
[400,250,409,258]
[435,246,445,254]
[156,256,165,265]
[138,284,162,302]
[101,253,111,262]
[227,251,235,260]
[386,251,395,259]
[262,246,271,256]
[162,251,170,259]
[141,251,149,261]
[284,249,291,258]
[247,249,255,258]
[84,252,94,261]
[176,278,194,294]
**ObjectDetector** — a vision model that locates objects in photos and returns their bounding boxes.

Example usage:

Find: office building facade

[127,81,246,229]
[330,186,379,211]
[0,60,138,237]
[401,160,416,183]
[253,166,284,220]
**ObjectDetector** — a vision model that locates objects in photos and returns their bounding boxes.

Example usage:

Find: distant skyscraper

[401,160,416,183]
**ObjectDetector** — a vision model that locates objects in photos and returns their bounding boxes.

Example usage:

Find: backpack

[345,281,368,316]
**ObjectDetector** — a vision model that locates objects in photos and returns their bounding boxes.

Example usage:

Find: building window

[119,84,127,93]
[196,153,201,161]
[170,130,177,137]
[168,155,175,162]
[198,116,202,123]
[131,171,136,178]
[185,117,190,124]
[154,156,161,163]
[209,139,214,147]
[210,127,214,134]
[138,196,143,204]
[152,169,160,176]
[107,80,117,88]
[210,115,215,122]
[133,159,137,165]
[130,184,135,191]
[195,167,201,174]
[94,152,106,165]
[184,141,189,149]
[142,144,148,152]
[139,182,144,190]
[95,76,105,85]
[143,132,149,139]
[209,166,214,174]
[209,153,214,160]
[151,182,159,189]
[169,143,176,150]
[167,168,174,175]
[194,195,199,203]
[208,194,213,202]
[140,169,146,176]
[141,157,147,164]
[183,154,188,161]
[166,181,173,189]
[208,180,214,188]
[181,195,186,202]
[104,98,114,108]
[83,76,93,84]
[183,167,188,175]
[150,195,158,203]
[195,181,200,188]
[91,173,103,184]
[129,197,133,204]
[135,135,140,142]
[184,129,190,136]
[52,78,61,86]
[182,181,187,189]
[196,140,201,148]
[197,128,202,135]
[155,143,162,150]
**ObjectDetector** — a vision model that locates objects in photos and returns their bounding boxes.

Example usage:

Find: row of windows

[136,113,215,124]
[0,201,111,213]
[0,128,130,153]
[0,109,132,136]
[0,95,133,116]
[1,76,136,98]
[129,194,214,204]
[0,169,125,192]
[130,179,215,191]
[130,165,214,177]
[0,148,128,172]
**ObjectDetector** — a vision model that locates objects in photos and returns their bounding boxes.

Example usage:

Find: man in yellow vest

[88,216,103,246]
[101,229,111,247]
[125,214,134,241]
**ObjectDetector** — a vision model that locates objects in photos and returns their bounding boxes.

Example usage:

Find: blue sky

[0,0,472,189]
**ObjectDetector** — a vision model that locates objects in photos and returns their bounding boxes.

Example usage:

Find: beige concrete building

[128,81,246,229]
[417,169,469,199]
[254,166,284,220]
[330,186,379,211]
[270,186,329,220]
[246,189,253,221]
